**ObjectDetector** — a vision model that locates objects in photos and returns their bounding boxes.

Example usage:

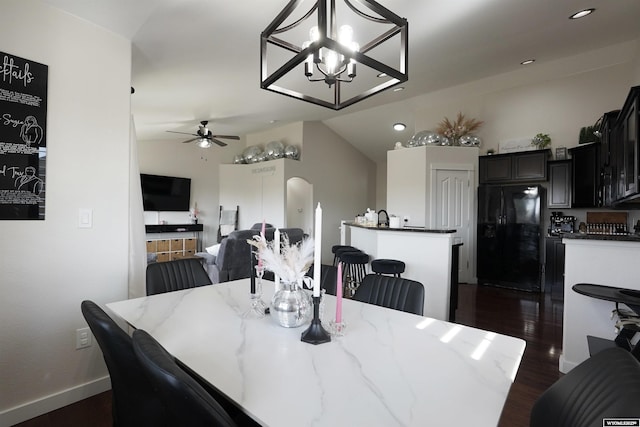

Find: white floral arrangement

[247,234,315,287]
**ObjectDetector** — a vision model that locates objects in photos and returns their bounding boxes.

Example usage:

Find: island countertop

[344,221,456,233]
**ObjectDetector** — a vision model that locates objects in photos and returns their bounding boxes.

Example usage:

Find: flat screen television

[140,173,191,212]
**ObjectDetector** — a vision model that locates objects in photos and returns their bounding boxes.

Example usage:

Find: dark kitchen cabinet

[480,149,550,184]
[618,88,639,199]
[548,160,571,208]
[545,237,565,301]
[599,110,620,206]
[610,86,640,207]
[570,142,599,208]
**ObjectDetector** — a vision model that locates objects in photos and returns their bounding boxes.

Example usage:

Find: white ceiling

[42,0,640,162]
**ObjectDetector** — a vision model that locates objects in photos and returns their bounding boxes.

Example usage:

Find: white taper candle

[274,228,280,291]
[313,203,322,297]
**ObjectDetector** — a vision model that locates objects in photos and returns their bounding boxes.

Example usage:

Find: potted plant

[531,133,551,150]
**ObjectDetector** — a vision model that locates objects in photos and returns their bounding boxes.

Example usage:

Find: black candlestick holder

[301,296,331,345]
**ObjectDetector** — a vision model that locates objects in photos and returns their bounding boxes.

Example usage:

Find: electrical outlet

[76,327,92,349]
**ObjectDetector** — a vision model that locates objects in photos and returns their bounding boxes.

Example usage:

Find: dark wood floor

[13,283,562,427]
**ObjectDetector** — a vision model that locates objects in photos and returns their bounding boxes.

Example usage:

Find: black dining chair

[80,300,168,427]
[352,274,424,315]
[146,257,212,295]
[132,329,239,427]
[530,346,640,427]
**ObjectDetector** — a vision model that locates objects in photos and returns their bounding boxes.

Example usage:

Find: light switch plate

[78,208,92,228]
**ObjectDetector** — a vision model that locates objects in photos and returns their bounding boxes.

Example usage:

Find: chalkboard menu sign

[0,51,48,220]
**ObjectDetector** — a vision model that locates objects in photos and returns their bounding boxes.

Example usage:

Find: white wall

[411,43,635,157]
[0,1,131,425]
[240,121,376,264]
[298,121,376,263]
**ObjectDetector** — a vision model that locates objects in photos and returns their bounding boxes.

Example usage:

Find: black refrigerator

[477,184,545,292]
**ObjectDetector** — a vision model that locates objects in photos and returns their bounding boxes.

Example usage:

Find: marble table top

[106,280,525,427]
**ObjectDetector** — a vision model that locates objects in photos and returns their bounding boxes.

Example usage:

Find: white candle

[258,219,266,268]
[313,203,322,297]
[336,262,343,323]
[274,228,280,291]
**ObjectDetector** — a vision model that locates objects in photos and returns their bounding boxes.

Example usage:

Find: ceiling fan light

[197,139,212,148]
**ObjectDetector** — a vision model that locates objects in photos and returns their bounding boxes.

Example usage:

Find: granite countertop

[345,221,456,233]
[562,233,640,242]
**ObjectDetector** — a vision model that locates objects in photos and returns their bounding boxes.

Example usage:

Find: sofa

[200,226,305,283]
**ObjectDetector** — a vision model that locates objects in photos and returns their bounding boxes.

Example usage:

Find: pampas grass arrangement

[247,234,315,287]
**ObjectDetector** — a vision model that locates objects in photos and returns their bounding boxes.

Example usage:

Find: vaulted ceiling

[42,0,640,162]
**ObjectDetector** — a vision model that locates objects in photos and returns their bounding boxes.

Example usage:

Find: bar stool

[371,259,405,278]
[339,250,369,297]
[332,245,355,266]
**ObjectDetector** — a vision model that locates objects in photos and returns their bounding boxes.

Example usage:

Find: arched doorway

[286,177,313,235]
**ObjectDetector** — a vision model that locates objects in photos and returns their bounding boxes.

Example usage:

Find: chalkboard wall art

[0,51,48,220]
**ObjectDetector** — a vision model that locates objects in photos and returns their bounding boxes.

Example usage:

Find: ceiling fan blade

[181,137,200,144]
[167,130,198,136]
[211,138,228,147]
[212,135,240,140]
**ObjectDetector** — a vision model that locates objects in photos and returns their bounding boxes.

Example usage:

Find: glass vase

[270,281,312,328]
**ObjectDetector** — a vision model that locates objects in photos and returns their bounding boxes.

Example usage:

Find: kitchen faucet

[377,209,389,227]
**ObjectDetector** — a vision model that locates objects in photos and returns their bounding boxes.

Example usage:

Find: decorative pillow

[206,244,221,256]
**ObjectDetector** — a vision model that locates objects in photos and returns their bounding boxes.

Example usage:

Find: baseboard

[0,376,110,427]
[559,354,579,374]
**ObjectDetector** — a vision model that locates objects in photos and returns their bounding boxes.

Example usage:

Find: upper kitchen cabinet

[569,143,599,208]
[610,86,640,207]
[598,109,620,207]
[548,160,571,209]
[479,149,550,184]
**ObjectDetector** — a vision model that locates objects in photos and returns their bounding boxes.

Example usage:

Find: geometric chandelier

[261,0,408,110]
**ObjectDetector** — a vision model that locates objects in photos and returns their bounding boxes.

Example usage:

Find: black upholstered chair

[80,300,168,427]
[353,274,424,315]
[132,329,238,427]
[305,264,338,296]
[146,257,212,295]
[530,347,640,427]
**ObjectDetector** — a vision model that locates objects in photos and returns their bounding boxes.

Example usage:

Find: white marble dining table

[106,279,525,427]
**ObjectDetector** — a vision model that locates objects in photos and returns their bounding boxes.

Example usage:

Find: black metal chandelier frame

[260,0,408,110]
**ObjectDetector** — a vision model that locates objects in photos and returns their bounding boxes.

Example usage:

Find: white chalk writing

[0,55,34,87]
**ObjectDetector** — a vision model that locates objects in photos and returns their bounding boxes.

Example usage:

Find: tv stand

[145,224,204,262]
[145,224,203,233]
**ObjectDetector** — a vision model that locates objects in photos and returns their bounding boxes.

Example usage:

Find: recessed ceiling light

[569,8,595,19]
[393,86,405,92]
[377,72,387,78]
[520,59,535,65]
[393,123,406,131]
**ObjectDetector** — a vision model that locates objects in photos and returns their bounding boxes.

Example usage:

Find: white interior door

[431,167,474,283]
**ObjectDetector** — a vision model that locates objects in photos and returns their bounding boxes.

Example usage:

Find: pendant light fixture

[261,0,408,110]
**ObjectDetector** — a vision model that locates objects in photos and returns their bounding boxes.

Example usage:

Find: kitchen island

[560,234,640,373]
[342,222,457,321]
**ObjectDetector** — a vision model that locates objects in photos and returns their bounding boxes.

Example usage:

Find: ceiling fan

[166,120,240,148]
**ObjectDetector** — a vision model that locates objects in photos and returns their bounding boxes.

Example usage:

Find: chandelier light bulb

[309,26,320,42]
[338,25,353,46]
[325,50,338,74]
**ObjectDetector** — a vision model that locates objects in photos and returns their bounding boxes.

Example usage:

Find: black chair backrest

[132,329,238,427]
[530,347,640,427]
[80,300,167,427]
[146,258,212,295]
[353,274,424,315]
